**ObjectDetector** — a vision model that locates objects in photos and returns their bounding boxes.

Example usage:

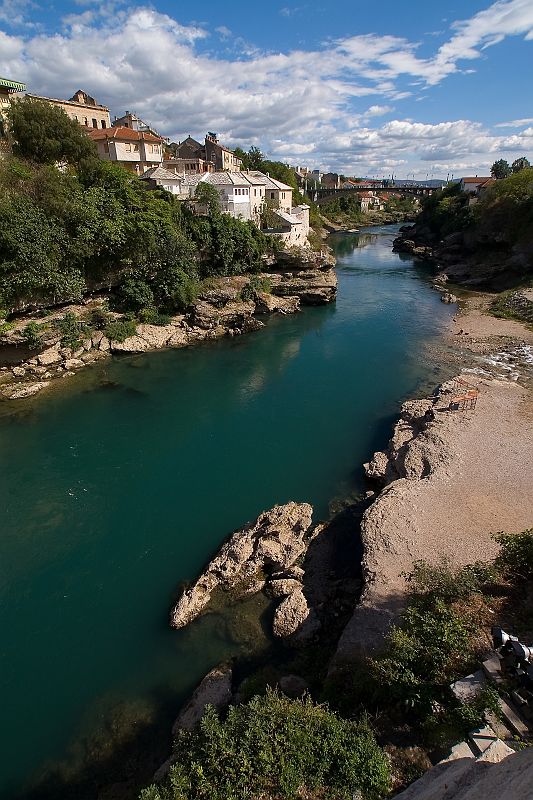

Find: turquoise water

[0,226,454,798]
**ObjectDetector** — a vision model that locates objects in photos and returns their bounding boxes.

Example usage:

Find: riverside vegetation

[0,98,271,320]
[142,528,533,799]
[393,167,533,291]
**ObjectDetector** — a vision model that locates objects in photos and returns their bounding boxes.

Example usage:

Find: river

[0,225,454,798]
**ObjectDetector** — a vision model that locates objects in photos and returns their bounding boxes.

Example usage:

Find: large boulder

[170,502,314,629]
[272,588,321,645]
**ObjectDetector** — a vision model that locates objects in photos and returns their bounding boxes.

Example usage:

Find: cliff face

[393,222,533,290]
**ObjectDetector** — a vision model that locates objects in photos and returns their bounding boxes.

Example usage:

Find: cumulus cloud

[1,0,532,175]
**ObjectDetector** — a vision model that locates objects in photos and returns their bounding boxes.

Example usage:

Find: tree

[490,159,511,179]
[7,97,97,165]
[511,156,531,173]
[245,145,264,171]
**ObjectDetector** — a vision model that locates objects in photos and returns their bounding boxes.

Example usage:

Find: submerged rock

[170,502,314,629]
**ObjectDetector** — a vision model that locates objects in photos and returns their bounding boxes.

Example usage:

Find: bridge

[312,184,436,204]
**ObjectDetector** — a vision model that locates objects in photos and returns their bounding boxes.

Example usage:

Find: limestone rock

[255,293,300,315]
[63,358,85,370]
[364,450,389,482]
[268,269,337,305]
[172,665,233,734]
[272,588,320,644]
[8,381,50,399]
[441,292,458,304]
[37,348,62,366]
[266,578,302,598]
[170,502,313,629]
[98,336,110,351]
[11,366,25,377]
[190,299,256,330]
[110,335,148,353]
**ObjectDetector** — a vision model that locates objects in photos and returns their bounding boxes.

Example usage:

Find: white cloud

[1,1,532,177]
[495,117,533,128]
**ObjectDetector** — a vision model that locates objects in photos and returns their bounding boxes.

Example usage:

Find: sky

[0,0,533,178]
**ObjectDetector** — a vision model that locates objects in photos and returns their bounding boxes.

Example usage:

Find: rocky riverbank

[393,221,533,290]
[0,257,337,401]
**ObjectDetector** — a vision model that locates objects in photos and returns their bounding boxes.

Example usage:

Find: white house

[140,166,184,195]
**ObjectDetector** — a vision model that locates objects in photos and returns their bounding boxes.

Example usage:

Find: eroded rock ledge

[170,502,316,638]
[1,266,337,400]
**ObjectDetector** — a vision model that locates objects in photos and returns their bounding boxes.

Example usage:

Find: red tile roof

[88,126,163,143]
[462,176,491,183]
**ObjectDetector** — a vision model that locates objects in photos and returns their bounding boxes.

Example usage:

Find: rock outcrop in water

[170,502,314,629]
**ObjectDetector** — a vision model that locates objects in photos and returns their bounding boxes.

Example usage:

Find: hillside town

[0,76,505,247]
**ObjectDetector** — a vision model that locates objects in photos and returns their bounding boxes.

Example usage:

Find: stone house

[140,165,184,194]
[25,89,110,130]
[359,191,383,212]
[161,169,307,245]
[248,171,293,213]
[167,133,242,174]
[263,205,310,247]
[112,111,166,141]
[88,126,164,174]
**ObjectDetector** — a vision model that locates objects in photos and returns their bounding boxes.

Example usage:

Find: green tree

[490,159,511,179]
[7,97,97,165]
[511,156,531,173]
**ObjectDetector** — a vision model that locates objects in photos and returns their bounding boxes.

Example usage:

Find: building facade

[0,76,26,154]
[168,133,243,174]
[88,126,164,174]
[25,89,111,129]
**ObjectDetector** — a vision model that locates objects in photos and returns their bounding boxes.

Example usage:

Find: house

[168,133,242,173]
[139,165,184,195]
[25,89,111,129]
[112,111,167,141]
[159,169,307,245]
[322,172,341,189]
[263,205,310,247]
[204,132,243,171]
[0,76,26,153]
[248,171,293,213]
[459,176,492,195]
[359,191,382,212]
[88,126,164,174]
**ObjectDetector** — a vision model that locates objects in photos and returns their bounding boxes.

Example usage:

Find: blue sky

[1,0,533,177]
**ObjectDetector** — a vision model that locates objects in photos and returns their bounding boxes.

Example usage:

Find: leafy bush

[86,306,111,330]
[404,557,498,605]
[104,318,137,343]
[240,275,272,301]
[137,307,172,326]
[21,320,47,349]
[494,529,533,579]
[118,278,155,313]
[140,690,390,800]
[53,312,88,349]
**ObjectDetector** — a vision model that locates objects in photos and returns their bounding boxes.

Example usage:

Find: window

[133,144,139,152]
[92,118,98,128]
[125,143,132,152]
[270,191,275,199]
[101,120,106,129]
[83,117,88,126]
[73,115,78,121]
